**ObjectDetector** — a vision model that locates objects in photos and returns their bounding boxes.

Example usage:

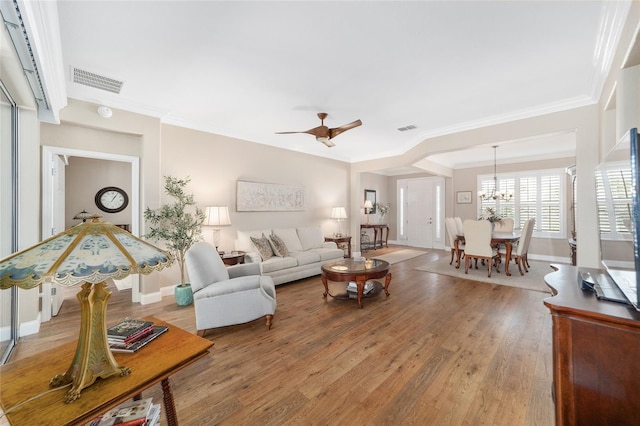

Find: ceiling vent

[397,125,417,132]
[72,67,123,94]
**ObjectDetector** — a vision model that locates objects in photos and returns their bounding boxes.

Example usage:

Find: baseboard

[17,314,41,339]
[140,290,163,305]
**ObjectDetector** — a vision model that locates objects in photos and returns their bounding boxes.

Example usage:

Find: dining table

[454,230,522,276]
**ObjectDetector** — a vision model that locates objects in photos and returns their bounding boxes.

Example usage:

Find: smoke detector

[97,106,113,118]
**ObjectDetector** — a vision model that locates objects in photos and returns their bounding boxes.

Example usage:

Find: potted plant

[376,202,391,223]
[144,176,205,305]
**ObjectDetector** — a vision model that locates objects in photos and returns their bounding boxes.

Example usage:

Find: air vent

[72,67,123,94]
[397,125,417,132]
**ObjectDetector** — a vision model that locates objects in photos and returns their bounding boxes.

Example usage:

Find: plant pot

[174,283,193,306]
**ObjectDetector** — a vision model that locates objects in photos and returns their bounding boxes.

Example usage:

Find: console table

[0,317,212,426]
[544,265,640,425]
[360,224,389,250]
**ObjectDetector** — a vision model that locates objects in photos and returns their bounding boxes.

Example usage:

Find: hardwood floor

[3,247,555,425]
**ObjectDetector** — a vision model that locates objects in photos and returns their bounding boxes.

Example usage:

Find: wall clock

[95,186,129,213]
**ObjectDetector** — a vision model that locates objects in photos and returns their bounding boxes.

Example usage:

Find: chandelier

[479,145,513,201]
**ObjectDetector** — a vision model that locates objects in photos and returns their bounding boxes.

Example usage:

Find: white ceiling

[53,1,628,172]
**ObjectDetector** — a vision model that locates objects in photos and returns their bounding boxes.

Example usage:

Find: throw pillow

[250,233,274,261]
[269,232,289,257]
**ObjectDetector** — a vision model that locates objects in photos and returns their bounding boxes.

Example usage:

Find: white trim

[18,315,41,338]
[140,291,163,306]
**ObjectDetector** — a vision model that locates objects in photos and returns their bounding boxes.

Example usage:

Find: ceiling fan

[276,112,362,147]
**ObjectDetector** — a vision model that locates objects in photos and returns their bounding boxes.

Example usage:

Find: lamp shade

[363,200,373,209]
[331,207,348,220]
[0,219,172,289]
[205,206,231,227]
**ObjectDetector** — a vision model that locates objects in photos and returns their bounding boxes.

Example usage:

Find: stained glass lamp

[0,218,172,402]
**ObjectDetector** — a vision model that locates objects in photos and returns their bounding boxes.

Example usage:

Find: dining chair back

[499,218,534,275]
[493,217,514,233]
[454,217,464,235]
[463,219,500,277]
[445,217,464,266]
[522,218,535,269]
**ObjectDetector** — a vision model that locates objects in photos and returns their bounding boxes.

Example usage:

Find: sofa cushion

[250,233,274,261]
[260,256,297,273]
[236,229,271,252]
[297,226,324,250]
[289,250,321,266]
[308,247,345,261]
[269,232,289,257]
[272,228,303,252]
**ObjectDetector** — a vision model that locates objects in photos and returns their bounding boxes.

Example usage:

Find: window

[1,79,18,364]
[478,169,565,238]
[595,161,632,240]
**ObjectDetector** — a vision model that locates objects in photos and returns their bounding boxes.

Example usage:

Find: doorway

[397,177,445,249]
[41,146,140,321]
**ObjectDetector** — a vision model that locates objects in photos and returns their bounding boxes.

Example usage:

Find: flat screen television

[594,127,640,311]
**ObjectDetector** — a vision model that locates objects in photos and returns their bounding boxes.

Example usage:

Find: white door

[43,154,67,319]
[398,177,445,249]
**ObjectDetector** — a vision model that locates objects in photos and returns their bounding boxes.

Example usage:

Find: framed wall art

[364,189,377,214]
[236,180,305,211]
[456,191,472,204]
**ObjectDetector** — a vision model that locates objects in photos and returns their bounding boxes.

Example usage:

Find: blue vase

[175,283,193,306]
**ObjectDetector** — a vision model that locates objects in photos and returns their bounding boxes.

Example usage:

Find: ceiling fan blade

[276,125,329,138]
[329,119,362,139]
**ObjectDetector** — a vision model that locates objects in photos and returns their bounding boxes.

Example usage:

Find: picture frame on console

[364,189,376,214]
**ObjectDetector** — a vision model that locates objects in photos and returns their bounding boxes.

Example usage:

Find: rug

[414,256,557,293]
[370,249,428,264]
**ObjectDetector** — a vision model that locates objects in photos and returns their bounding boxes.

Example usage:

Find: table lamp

[364,200,373,224]
[331,207,348,237]
[204,206,231,252]
[0,218,172,403]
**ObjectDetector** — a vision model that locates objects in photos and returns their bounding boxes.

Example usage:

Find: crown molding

[587,0,632,101]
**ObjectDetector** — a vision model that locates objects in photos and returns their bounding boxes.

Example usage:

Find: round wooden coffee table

[321,258,392,308]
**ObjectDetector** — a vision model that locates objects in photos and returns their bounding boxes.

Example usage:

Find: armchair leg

[197,329,206,337]
[265,314,273,330]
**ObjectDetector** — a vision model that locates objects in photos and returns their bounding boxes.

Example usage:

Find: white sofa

[234,226,344,285]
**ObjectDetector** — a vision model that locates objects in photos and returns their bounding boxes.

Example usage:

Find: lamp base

[49,282,130,403]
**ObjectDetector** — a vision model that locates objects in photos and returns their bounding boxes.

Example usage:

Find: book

[109,326,169,353]
[146,403,161,426]
[346,281,374,294]
[107,319,154,341]
[108,325,154,345]
[88,397,153,426]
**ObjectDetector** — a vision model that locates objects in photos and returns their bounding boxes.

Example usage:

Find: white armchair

[185,242,277,336]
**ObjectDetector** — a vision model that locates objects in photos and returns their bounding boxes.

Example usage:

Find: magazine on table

[109,326,169,353]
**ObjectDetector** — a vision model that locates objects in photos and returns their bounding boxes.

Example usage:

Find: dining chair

[445,217,464,266]
[522,218,535,269]
[493,217,514,233]
[453,217,463,235]
[498,218,534,275]
[463,219,501,277]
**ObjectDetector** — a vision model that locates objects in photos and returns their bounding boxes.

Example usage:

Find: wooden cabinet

[544,265,640,425]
